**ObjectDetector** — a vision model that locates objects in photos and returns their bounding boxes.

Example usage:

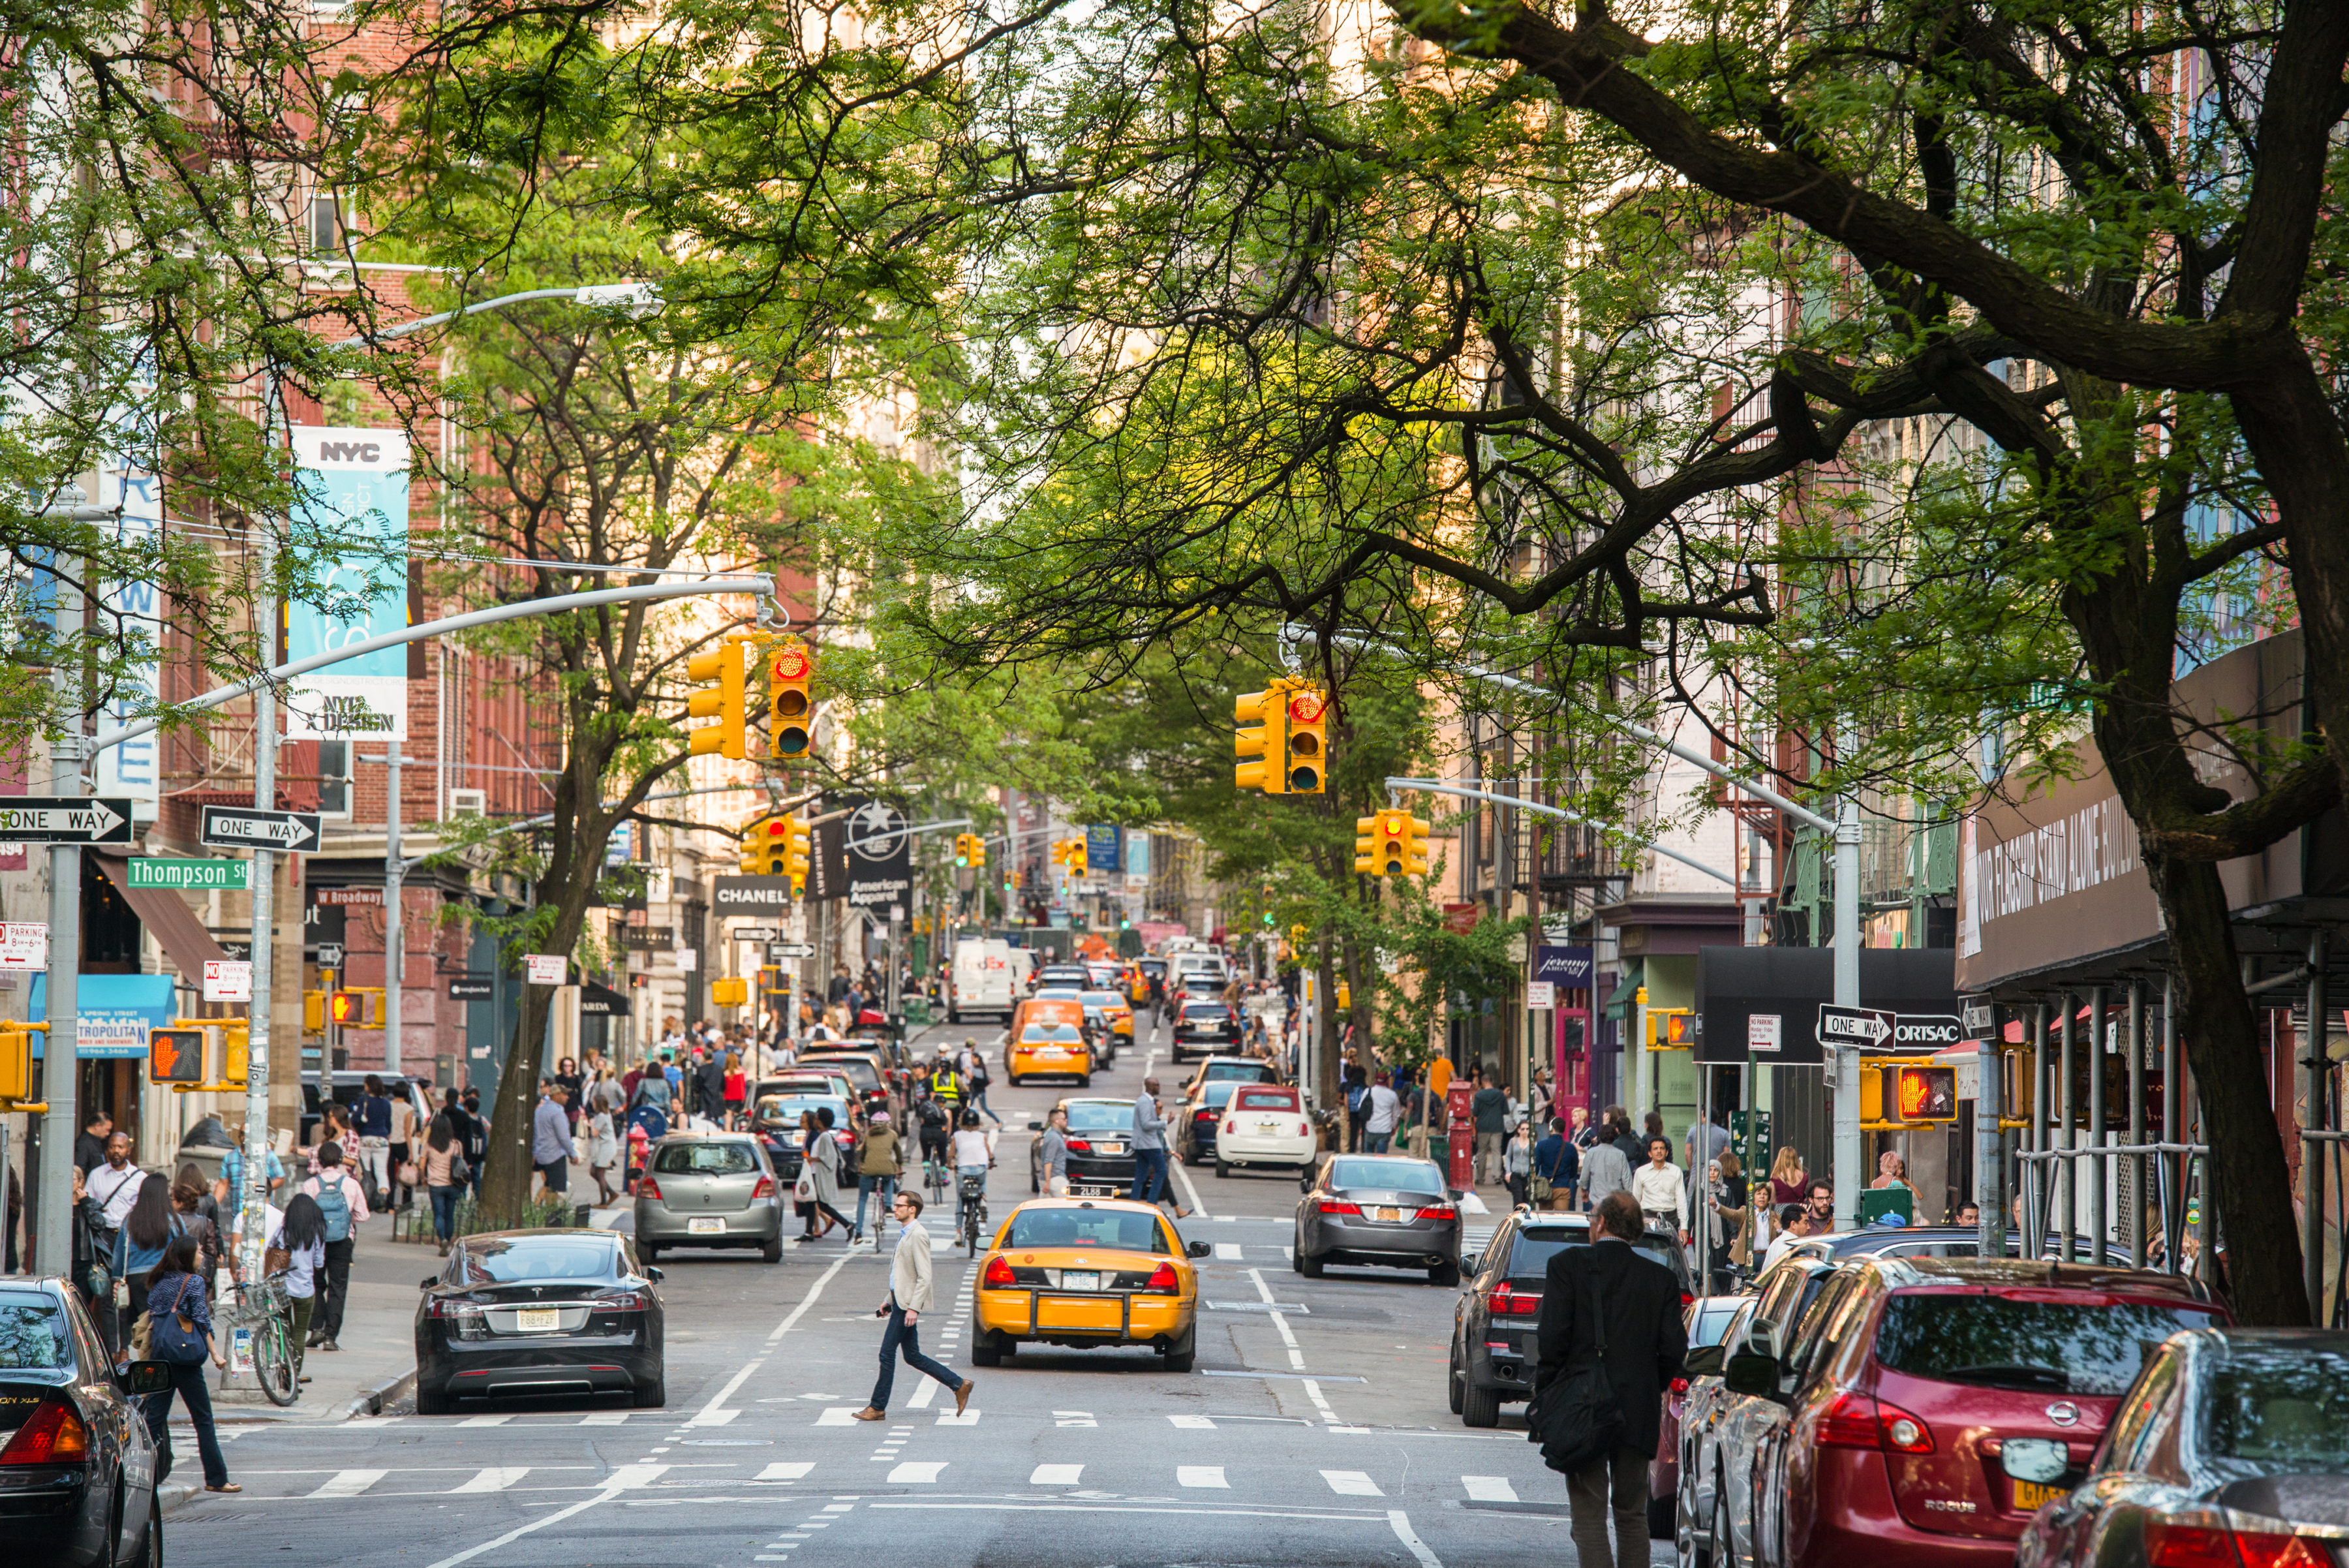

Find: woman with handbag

[170,1176,220,1284]
[277,1194,328,1383]
[422,1112,468,1252]
[141,1234,238,1492]
[113,1176,170,1346]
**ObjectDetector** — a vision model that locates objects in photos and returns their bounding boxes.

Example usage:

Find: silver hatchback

[634,1134,786,1263]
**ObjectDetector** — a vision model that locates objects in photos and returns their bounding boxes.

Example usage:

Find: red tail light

[594,1290,649,1311]
[1485,1282,1541,1315]
[1318,1200,1361,1216]
[2145,1516,2247,1568]
[638,1178,662,1201]
[0,1401,89,1464]
[1195,1109,1215,1121]
[752,1176,776,1199]
[1223,1121,1236,1135]
[1814,1391,1935,1454]
[982,1254,1016,1287]
[1415,1205,1456,1220]
[1680,1291,1694,1307]
[1066,1139,1092,1152]
[1142,1261,1179,1293]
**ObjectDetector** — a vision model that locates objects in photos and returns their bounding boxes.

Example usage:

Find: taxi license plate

[688,1217,725,1235]
[516,1308,561,1331]
[1375,1206,1404,1223]
[2011,1479,2066,1512]
[1060,1271,1101,1291]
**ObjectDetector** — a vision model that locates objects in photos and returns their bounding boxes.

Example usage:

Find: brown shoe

[852,1407,885,1421]
[954,1379,975,1417]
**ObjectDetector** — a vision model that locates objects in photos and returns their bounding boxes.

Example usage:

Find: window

[1782,1276,1858,1387]
[0,1294,72,1371]
[1021,1024,1084,1043]
[1328,1159,1445,1196]
[1063,1103,1135,1131]
[456,1239,619,1284]
[2098,1349,2181,1473]
[1202,1060,1271,1081]
[1235,1090,1298,1110]
[2200,1347,2349,1471]
[653,1141,761,1175]
[1002,1208,1170,1253]
[308,192,342,256]
[1873,1295,2218,1396]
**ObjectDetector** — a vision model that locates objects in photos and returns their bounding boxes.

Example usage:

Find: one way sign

[0,797,134,844]
[200,805,322,853]
[1817,1004,1896,1050]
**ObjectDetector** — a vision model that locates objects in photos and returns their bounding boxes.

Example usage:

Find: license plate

[1060,1271,1101,1291]
[1097,1143,1124,1155]
[2012,1479,2067,1511]
[516,1308,560,1331]
[1256,1121,1279,1131]
[688,1217,725,1235]
[1375,1206,1404,1222]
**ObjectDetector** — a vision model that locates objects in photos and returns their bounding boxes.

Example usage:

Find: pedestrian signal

[1897,1066,1959,1122]
[149,1028,206,1084]
[328,990,363,1026]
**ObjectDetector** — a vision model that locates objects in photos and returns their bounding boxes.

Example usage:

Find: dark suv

[1170,1000,1238,1060]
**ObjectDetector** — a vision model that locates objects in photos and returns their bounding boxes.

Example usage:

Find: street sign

[315,942,345,968]
[1747,1013,1783,1052]
[199,805,321,852]
[130,858,251,890]
[202,960,253,1002]
[768,941,816,960]
[525,954,566,985]
[1888,1013,1966,1050]
[0,923,46,970]
[313,887,382,907]
[1817,1004,1896,1050]
[0,797,133,844]
[1960,995,1994,1036]
[731,926,778,942]
[1524,981,1556,1009]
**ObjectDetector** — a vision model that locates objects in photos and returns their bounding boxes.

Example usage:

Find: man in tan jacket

[853,1191,973,1420]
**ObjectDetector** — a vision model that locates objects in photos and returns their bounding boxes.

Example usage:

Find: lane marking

[1172,1154,1208,1217]
[580,1412,630,1426]
[450,1468,530,1494]
[1215,1242,1243,1260]
[1462,1476,1517,1501]
[686,1407,742,1427]
[1298,1379,1340,1423]
[816,1407,861,1425]
[756,1462,816,1482]
[1169,1414,1215,1428]
[1323,1469,1385,1496]
[1178,1466,1228,1488]
[765,1253,853,1346]
[309,1469,386,1498]
[1389,1509,1445,1568]
[1030,1463,1084,1485]
[887,1462,947,1483]
[934,1408,981,1426]
[870,1501,1374,1520]
[420,1490,622,1568]
[606,1464,673,1488]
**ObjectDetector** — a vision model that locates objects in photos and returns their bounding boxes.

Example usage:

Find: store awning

[1603,973,1640,1020]
[91,853,228,985]
[578,980,630,1016]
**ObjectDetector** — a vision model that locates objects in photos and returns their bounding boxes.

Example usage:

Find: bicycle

[923,1146,950,1206]
[230,1274,299,1407]
[957,1171,989,1257]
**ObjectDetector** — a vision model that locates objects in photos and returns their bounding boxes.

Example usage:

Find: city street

[159,1017,1634,1568]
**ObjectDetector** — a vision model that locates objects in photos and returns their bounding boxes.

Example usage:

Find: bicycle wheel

[254,1315,298,1406]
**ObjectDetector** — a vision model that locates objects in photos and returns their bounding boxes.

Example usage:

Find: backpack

[919,1098,948,1129]
[313,1175,352,1242]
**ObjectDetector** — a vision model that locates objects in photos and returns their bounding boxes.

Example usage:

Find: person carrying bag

[1527,1190,1685,1568]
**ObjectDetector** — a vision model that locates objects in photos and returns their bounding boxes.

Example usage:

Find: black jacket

[1534,1237,1688,1456]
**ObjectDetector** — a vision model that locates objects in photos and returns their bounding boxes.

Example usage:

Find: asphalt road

[161,1015,1668,1567]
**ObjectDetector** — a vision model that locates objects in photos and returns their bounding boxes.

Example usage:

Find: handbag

[150,1278,209,1366]
[1526,1267,1626,1475]
[792,1164,818,1203]
[130,1309,155,1358]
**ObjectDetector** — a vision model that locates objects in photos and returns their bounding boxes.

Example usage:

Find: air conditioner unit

[449,788,488,818]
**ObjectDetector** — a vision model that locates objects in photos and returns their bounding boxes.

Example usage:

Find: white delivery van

[950,938,1021,1022]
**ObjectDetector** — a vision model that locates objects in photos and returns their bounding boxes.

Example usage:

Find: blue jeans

[1129,1147,1169,1205]
[854,1174,897,1235]
[430,1184,461,1242]
[1364,1131,1393,1154]
[149,1357,229,1490]
[869,1304,959,1411]
[968,1086,1001,1126]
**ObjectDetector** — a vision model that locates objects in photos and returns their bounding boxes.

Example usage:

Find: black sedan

[1174,1081,1242,1165]
[2018,1328,2349,1568]
[1028,1096,1142,1193]
[416,1229,666,1413]
[1169,999,1240,1060]
[0,1278,168,1568]
[1293,1154,1462,1285]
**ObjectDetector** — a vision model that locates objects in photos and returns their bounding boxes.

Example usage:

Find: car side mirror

[1460,1251,1481,1275]
[1186,1240,1211,1259]
[645,1267,664,1282]
[121,1360,172,1396]
[1723,1350,1780,1398]
[1028,1121,1044,1131]
[421,1276,442,1289]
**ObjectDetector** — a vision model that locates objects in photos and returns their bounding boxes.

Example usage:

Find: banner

[30,973,177,1059]
[837,794,912,912]
[1084,823,1122,876]
[95,451,163,820]
[284,426,410,739]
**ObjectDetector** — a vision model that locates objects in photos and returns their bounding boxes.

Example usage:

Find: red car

[1725,1258,2226,1568]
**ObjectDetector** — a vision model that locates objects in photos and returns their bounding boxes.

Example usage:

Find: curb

[345,1366,417,1421]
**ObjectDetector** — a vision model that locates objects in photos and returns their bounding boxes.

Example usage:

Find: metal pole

[2128,981,2146,1268]
[1832,771,1860,1232]
[385,746,403,1074]
[1978,1011,2005,1258]
[2305,932,2328,1322]
[2059,992,2076,1261]
[32,731,80,1278]
[2027,1003,2050,1260]
[2088,985,2107,1262]
[238,667,277,1285]
[2163,974,2181,1272]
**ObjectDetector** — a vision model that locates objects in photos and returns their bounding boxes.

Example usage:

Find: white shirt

[1631,1161,1688,1232]
[1363,1085,1400,1134]
[87,1163,145,1229]
[950,1128,994,1167]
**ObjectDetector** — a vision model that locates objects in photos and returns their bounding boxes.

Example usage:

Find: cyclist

[914,1085,952,1192]
[948,1110,994,1243]
[955,1039,1002,1127]
[930,1055,966,1119]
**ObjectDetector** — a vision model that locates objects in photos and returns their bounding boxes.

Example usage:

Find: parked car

[2016,1328,2349,1568]
[970,1197,1213,1370]
[0,1277,168,1567]
[1293,1153,1461,1285]
[1028,1097,1143,1193]
[1449,1208,1694,1430]
[1169,999,1240,1060]
[632,1133,788,1263]
[1775,1226,2136,1268]
[1717,1257,2226,1568]
[414,1229,666,1413]
[1651,1297,1752,1539]
[1174,1081,1244,1165]
[1205,1083,1314,1178]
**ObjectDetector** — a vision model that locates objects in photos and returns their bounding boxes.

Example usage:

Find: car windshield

[756,1096,848,1125]
[1197,1083,1239,1109]
[1235,1090,1297,1110]
[1036,989,1084,1002]
[1140,961,1167,977]
[652,1141,763,1175]
[1064,1103,1135,1131]
[0,1294,72,1370]
[1329,1159,1445,1196]
[1081,992,1122,1007]
[457,1238,619,1284]
[1181,1004,1229,1019]
[1203,1061,1269,1081]
[1507,1226,1678,1280]
[802,1058,881,1088]
[1874,1295,2220,1396]
[2201,1347,2349,1471]
[1003,1208,1170,1253]
[1022,1024,1084,1043]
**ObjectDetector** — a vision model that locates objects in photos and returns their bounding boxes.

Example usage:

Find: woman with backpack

[113,1176,171,1343]
[277,1193,328,1383]
[422,1112,469,1250]
[142,1234,237,1492]
[296,1141,369,1352]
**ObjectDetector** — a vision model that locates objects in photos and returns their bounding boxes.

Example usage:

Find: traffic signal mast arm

[1382,776,1738,887]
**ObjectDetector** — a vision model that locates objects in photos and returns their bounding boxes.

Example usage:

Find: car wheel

[1649,1491,1677,1539]
[1214,1157,1230,1178]
[1429,1260,1459,1287]
[633,1376,666,1408]
[1163,1325,1197,1373]
[415,1379,450,1415]
[136,1490,161,1568]
[762,1237,784,1263]
[996,1335,1017,1359]
[107,1484,125,1568]
[971,1338,1002,1368]
[1291,1242,1303,1274]
[1300,1250,1325,1278]
[1460,1377,1501,1428]
[1009,1073,1022,1086]
[1447,1340,1466,1415]
[1077,1075,1090,1088]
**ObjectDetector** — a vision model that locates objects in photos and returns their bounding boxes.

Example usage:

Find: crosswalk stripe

[756,1462,816,1483]
[1322,1470,1383,1496]
[450,1468,530,1494]
[907,1377,941,1409]
[579,1412,630,1426]
[934,1408,980,1426]
[1030,1464,1084,1485]
[1177,1466,1228,1488]
[1168,1415,1215,1429]
[816,1407,861,1425]
[887,1462,947,1483]
[456,1415,512,1428]
[308,1470,385,1498]
[686,1407,741,1427]
[1462,1476,1517,1501]
[1215,1242,1244,1260]
[605,1464,671,1489]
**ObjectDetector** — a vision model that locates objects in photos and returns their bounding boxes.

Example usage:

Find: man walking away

[1537,1190,1687,1568]
[1533,1117,1580,1211]
[1360,1071,1401,1154]
[534,1084,577,1201]
[1580,1124,1633,1214]
[1470,1069,1509,1184]
[853,1191,973,1421]
[1039,1105,1071,1197]
[1126,1078,1190,1217]
[354,1075,393,1207]
[297,1143,370,1351]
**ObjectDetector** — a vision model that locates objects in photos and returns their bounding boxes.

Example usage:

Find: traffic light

[782,814,810,892]
[737,814,769,874]
[0,1024,31,1099]
[967,835,987,869]
[1050,839,1069,867]
[1283,683,1328,793]
[1234,679,1290,793]
[1067,839,1087,877]
[686,636,749,759]
[223,1023,249,1086]
[1897,1065,1959,1122]
[304,989,326,1031]
[149,1027,205,1084]
[766,639,814,759]
[711,977,748,1006]
[328,990,363,1026]
[1378,810,1431,877]
[1353,816,1377,874]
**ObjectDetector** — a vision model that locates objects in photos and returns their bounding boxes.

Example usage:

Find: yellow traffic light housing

[767,639,814,759]
[711,977,749,1006]
[686,636,750,760]
[967,835,987,869]
[782,814,811,893]
[953,833,974,867]
[304,989,326,1031]
[1049,840,1069,867]
[1353,816,1377,874]
[1234,681,1289,794]
[149,1027,206,1084]
[1067,840,1087,877]
[738,813,769,874]
[0,1024,39,1101]
[1283,683,1328,793]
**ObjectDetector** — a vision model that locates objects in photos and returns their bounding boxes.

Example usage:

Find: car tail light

[1415,1205,1456,1220]
[0,1400,87,1465]
[1066,1139,1092,1152]
[2229,1530,2332,1568]
[1223,1121,1237,1135]
[982,1255,1017,1287]
[752,1176,776,1199]
[1195,1109,1215,1121]
[1142,1261,1180,1293]
[595,1290,648,1311]
[1814,1391,1935,1454]
[1485,1282,1541,1316]
[638,1178,662,1201]
[2145,1516,2243,1568]
[1319,1200,1361,1216]
[1670,1377,1690,1395]
[1680,1290,1694,1307]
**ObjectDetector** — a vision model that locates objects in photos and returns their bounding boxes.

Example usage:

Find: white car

[1208,1083,1315,1178]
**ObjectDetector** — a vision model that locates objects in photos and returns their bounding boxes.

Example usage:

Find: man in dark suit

[1535,1188,1688,1568]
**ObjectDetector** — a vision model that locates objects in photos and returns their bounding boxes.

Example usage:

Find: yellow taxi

[1126,962,1150,1006]
[1084,988,1136,1043]
[1006,1018,1093,1086]
[971,1197,1210,1370]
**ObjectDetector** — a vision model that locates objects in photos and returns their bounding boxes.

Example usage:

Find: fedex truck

[949,938,1021,1022]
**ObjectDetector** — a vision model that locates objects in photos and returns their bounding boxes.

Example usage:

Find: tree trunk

[2141,848,2310,1325]
[479,981,559,1228]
